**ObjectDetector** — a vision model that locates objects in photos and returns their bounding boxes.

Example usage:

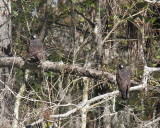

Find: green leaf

[13,11,18,16]
[149,17,157,23]
[156,55,160,59]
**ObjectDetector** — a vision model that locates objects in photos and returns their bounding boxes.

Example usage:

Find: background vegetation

[1,0,160,128]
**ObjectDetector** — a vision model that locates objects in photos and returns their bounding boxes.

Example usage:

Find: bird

[156,99,160,128]
[116,64,131,100]
[28,34,45,63]
[25,125,34,128]
[156,99,160,117]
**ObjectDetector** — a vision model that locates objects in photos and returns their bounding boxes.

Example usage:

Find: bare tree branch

[1,57,158,86]
[0,57,116,82]
[144,117,160,127]
[50,83,146,118]
[143,0,160,4]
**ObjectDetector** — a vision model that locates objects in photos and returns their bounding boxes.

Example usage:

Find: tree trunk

[103,101,111,128]
[0,0,12,127]
[81,77,89,128]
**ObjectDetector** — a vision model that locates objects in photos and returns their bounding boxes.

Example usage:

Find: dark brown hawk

[116,64,131,100]
[156,99,160,117]
[28,35,45,62]
[156,99,160,127]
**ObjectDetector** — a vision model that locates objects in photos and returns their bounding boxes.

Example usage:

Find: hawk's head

[118,64,124,69]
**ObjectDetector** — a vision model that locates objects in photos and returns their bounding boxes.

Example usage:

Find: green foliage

[136,1,148,9]
[85,0,95,7]
[156,55,160,59]
[14,69,25,89]
[48,51,63,62]
[12,10,18,16]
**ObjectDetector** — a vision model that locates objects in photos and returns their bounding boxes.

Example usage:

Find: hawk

[156,99,160,118]
[28,35,45,62]
[116,64,131,100]
[156,99,160,127]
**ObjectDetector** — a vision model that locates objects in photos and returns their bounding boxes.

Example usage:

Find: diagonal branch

[143,0,160,4]
[50,83,145,118]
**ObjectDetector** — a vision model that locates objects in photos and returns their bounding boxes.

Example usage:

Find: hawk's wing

[116,68,131,99]
[116,68,130,87]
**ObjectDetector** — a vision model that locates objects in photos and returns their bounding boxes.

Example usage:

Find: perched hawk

[116,64,131,100]
[25,125,33,128]
[156,99,160,118]
[28,35,45,62]
[156,99,160,127]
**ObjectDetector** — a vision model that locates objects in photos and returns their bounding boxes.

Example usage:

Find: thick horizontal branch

[0,57,116,82]
[1,58,157,84]
[0,57,141,85]
[41,61,116,82]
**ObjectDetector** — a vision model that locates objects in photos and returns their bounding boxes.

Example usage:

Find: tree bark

[81,77,89,128]
[0,0,12,127]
